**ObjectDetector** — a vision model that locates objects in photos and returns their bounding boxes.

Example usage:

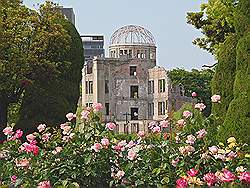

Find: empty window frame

[105,80,109,94]
[148,102,154,117]
[86,63,93,74]
[130,66,137,76]
[137,50,140,58]
[128,50,132,58]
[158,101,165,115]
[86,81,93,94]
[148,80,154,94]
[131,108,139,120]
[119,50,123,55]
[86,103,93,107]
[105,103,109,116]
[130,86,139,98]
[158,79,166,93]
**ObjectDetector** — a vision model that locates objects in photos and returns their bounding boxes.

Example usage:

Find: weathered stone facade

[82,25,192,133]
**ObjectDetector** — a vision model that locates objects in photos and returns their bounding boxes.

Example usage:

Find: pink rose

[196,129,207,139]
[152,126,161,133]
[204,172,217,186]
[177,119,186,127]
[160,120,169,128]
[52,147,63,155]
[176,177,188,188]
[91,143,102,152]
[219,169,237,183]
[127,149,137,160]
[239,171,250,184]
[137,131,145,137]
[81,110,90,119]
[66,113,76,121]
[209,146,218,154]
[113,140,126,152]
[211,95,221,103]
[14,129,23,138]
[116,170,125,179]
[171,158,179,167]
[182,111,192,118]
[179,146,195,155]
[42,133,51,142]
[20,142,39,156]
[92,103,103,112]
[126,141,135,148]
[61,125,71,135]
[227,151,237,160]
[148,121,157,129]
[191,92,197,97]
[214,154,226,161]
[187,168,199,177]
[101,138,110,147]
[37,124,46,132]
[3,127,14,135]
[26,134,36,143]
[186,135,196,145]
[11,175,17,183]
[37,180,52,188]
[195,103,206,111]
[15,158,29,168]
[106,122,116,130]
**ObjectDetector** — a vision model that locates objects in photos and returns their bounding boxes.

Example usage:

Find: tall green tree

[218,0,250,143]
[168,68,214,116]
[0,0,70,139]
[187,0,237,121]
[186,0,236,55]
[16,19,84,134]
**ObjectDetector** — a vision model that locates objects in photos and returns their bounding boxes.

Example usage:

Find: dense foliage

[0,0,71,139]
[0,100,249,187]
[168,68,214,116]
[15,19,84,135]
[211,34,237,123]
[188,0,249,143]
[186,0,236,55]
[219,0,250,143]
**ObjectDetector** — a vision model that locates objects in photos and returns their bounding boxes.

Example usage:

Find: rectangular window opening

[131,108,139,120]
[148,80,154,94]
[130,66,137,76]
[158,102,165,115]
[105,103,109,116]
[105,80,109,94]
[158,79,166,93]
[130,85,139,98]
[89,81,93,94]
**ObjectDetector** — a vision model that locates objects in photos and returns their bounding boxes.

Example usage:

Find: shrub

[218,0,250,144]
[15,20,84,135]
[0,100,249,187]
[211,34,237,123]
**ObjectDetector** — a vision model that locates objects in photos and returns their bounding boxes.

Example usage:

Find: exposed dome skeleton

[110,25,156,46]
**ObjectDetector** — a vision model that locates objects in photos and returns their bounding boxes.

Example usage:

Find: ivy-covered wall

[16,20,84,134]
[217,0,250,143]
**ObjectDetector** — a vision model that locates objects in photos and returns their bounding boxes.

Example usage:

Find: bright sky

[23,0,214,70]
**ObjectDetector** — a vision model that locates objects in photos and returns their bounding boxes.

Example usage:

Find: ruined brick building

[82,25,192,133]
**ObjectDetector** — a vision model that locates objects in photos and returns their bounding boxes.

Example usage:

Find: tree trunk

[0,100,8,141]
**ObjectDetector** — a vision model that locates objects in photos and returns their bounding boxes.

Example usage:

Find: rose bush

[0,97,249,187]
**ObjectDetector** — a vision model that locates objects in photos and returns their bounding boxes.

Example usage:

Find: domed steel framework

[110,25,156,46]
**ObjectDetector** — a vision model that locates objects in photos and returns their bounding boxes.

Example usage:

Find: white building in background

[82,25,192,133]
